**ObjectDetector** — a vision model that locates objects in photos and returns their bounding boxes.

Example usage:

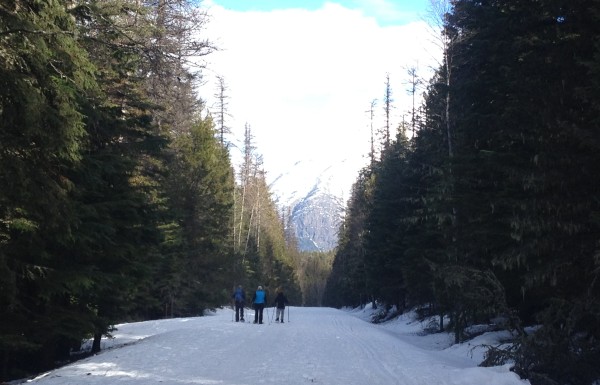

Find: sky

[198,0,442,193]
[27,306,531,385]
[206,0,429,26]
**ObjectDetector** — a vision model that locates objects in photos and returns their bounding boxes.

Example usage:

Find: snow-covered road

[28,307,529,385]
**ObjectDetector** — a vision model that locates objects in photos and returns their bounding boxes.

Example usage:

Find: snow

[24,306,530,385]
[269,157,366,209]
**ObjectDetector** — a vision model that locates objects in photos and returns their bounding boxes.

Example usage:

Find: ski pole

[287,306,290,323]
[265,306,270,325]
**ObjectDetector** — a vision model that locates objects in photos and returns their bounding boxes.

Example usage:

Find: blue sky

[210,0,430,26]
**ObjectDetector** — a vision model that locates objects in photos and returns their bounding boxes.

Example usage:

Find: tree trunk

[91,332,102,354]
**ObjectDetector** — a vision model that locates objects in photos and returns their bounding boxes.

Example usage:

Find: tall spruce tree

[329,1,600,383]
[165,116,235,315]
[73,0,174,353]
[0,0,100,376]
[324,168,374,308]
[363,132,412,311]
[0,0,212,378]
[443,0,600,381]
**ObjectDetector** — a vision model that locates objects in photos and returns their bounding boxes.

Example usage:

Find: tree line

[324,1,600,385]
[0,0,300,380]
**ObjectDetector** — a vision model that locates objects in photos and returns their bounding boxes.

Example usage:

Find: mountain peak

[269,157,365,252]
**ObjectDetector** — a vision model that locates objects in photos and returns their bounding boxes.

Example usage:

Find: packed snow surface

[26,306,530,385]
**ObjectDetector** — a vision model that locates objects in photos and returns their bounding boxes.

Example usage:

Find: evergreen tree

[381,74,393,149]
[363,133,412,311]
[324,168,374,308]
[0,0,214,378]
[142,0,214,135]
[213,75,231,146]
[443,0,600,379]
[165,116,235,315]
[297,251,334,306]
[329,1,600,383]
[0,0,98,376]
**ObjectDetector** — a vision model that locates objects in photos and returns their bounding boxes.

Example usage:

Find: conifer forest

[324,2,600,384]
[1,1,600,385]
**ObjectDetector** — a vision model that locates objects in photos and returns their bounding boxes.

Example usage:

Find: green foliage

[298,251,334,306]
[363,133,415,310]
[324,168,374,308]
[229,125,301,306]
[328,2,600,384]
[0,0,237,381]
[443,2,600,382]
[0,0,100,377]
[162,117,235,315]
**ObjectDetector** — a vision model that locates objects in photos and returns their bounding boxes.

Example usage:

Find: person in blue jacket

[231,285,245,322]
[252,286,267,324]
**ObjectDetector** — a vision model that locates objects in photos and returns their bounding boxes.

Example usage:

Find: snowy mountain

[269,158,364,252]
[27,306,531,385]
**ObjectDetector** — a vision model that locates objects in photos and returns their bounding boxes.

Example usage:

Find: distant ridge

[269,158,364,252]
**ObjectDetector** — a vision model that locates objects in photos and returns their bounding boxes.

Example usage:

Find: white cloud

[199,1,441,183]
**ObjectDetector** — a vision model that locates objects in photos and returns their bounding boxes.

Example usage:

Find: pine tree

[381,74,393,149]
[324,168,374,308]
[0,0,212,377]
[141,0,214,135]
[213,75,231,146]
[363,132,412,311]
[298,251,334,306]
[443,0,600,380]
[0,0,98,376]
[165,116,235,315]
[405,65,422,138]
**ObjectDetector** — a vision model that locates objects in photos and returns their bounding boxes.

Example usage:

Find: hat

[258,285,263,290]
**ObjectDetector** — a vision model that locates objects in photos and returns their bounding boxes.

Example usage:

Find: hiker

[231,285,245,322]
[253,286,267,324]
[273,288,289,323]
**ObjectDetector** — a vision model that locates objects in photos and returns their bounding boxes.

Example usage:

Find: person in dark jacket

[252,286,267,324]
[273,287,289,323]
[231,285,245,322]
